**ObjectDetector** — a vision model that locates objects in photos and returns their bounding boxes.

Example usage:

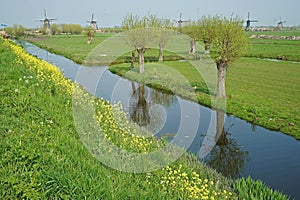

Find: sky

[0,0,299,28]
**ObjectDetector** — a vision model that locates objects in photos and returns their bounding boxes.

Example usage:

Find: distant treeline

[4,24,99,37]
[3,24,124,38]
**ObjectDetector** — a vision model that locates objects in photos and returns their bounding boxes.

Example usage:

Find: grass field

[25,31,300,140]
[246,30,300,36]
[27,30,300,63]
[1,38,290,199]
[245,39,300,61]
[26,33,114,64]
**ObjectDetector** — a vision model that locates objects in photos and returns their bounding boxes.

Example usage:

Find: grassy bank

[0,38,290,199]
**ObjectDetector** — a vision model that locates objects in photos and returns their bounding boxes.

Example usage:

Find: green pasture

[246,39,300,61]
[26,33,114,64]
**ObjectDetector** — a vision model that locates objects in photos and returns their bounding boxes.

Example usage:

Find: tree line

[121,14,248,98]
[4,24,85,37]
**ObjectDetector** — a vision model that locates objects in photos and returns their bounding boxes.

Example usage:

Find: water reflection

[129,83,176,134]
[204,110,249,179]
[129,84,150,127]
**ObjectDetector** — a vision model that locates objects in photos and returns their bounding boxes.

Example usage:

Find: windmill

[37,9,56,32]
[277,17,286,30]
[245,12,258,31]
[87,13,98,30]
[174,13,187,33]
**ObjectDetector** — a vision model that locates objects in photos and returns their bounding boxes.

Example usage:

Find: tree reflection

[129,83,176,134]
[204,110,249,179]
[130,84,150,127]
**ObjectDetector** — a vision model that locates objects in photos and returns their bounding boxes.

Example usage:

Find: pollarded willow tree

[122,14,148,73]
[122,14,173,71]
[183,21,201,55]
[122,14,163,73]
[212,16,248,98]
[156,18,174,62]
[198,15,220,54]
[183,16,247,98]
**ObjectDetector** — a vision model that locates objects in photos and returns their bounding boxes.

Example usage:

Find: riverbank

[25,33,300,140]
[0,39,290,199]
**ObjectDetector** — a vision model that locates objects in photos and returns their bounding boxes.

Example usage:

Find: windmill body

[174,13,187,33]
[87,13,98,30]
[245,12,258,31]
[37,10,56,34]
[277,18,287,30]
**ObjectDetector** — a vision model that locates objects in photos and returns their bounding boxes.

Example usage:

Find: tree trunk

[87,35,93,44]
[137,48,146,74]
[189,40,196,54]
[158,43,164,62]
[204,42,210,54]
[217,60,228,98]
[131,50,135,69]
[131,84,150,127]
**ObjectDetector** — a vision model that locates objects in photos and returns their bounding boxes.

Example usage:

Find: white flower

[19,78,22,81]
[14,89,19,93]
[25,80,29,84]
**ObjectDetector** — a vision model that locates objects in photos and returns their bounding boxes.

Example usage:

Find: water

[22,42,300,199]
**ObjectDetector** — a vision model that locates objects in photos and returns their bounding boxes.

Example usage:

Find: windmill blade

[248,12,250,20]
[91,13,94,22]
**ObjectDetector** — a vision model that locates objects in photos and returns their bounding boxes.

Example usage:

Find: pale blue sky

[1,0,299,28]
